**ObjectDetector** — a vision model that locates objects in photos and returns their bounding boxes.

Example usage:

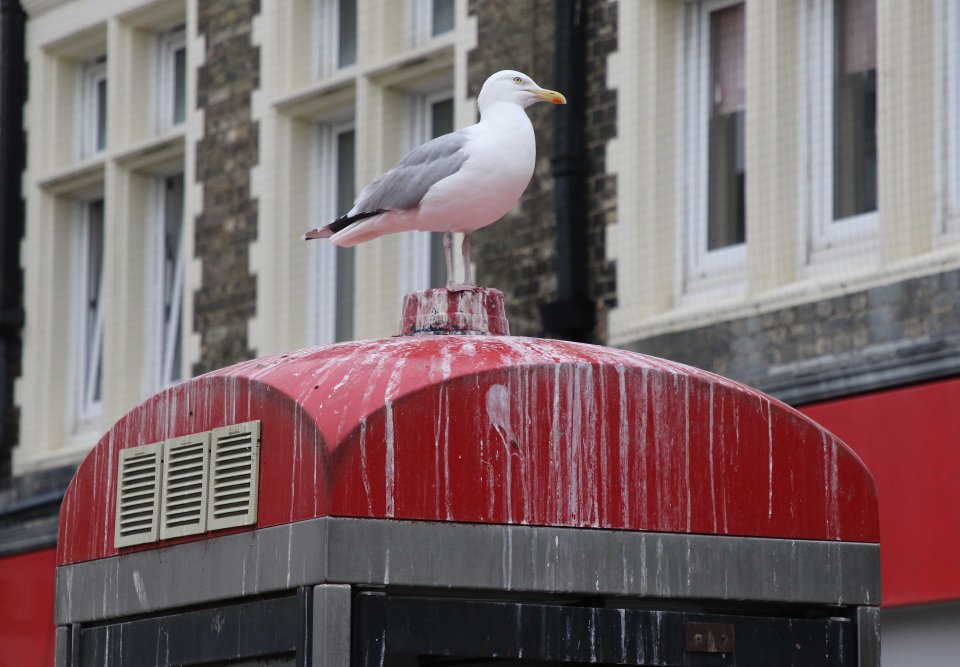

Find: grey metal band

[55,517,880,625]
[857,606,881,667]
[313,585,351,667]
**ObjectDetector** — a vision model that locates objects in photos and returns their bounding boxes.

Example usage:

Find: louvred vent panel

[114,443,162,548]
[207,420,261,531]
[160,433,210,539]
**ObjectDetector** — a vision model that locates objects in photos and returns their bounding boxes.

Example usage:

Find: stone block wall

[193,0,260,375]
[624,269,960,404]
[467,0,616,342]
[467,0,559,337]
[582,0,618,343]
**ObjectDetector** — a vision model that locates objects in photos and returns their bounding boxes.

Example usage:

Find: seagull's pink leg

[445,232,477,292]
[462,233,473,285]
[443,232,457,288]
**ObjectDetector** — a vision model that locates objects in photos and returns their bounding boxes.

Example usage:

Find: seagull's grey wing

[353,130,469,213]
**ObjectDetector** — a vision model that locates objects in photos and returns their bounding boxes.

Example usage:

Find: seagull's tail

[302,227,333,240]
[329,218,388,246]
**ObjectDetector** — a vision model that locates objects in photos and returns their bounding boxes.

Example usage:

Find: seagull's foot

[445,281,479,293]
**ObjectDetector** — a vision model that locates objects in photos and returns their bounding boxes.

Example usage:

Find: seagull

[303,70,566,290]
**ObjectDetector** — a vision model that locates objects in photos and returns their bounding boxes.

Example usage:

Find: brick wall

[193,0,260,375]
[583,0,618,343]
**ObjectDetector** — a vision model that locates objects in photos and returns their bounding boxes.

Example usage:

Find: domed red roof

[57,332,878,566]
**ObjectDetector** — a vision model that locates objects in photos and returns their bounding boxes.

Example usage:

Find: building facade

[1,0,959,663]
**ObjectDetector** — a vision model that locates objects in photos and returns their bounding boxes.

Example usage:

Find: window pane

[80,58,106,158]
[707,3,746,250]
[335,246,355,342]
[86,200,105,404]
[336,129,356,215]
[834,0,878,219]
[430,97,454,138]
[432,0,455,36]
[163,174,185,384]
[335,129,356,341]
[167,309,183,383]
[429,232,447,287]
[96,77,108,152]
[173,46,187,125]
[428,97,454,286]
[87,200,104,342]
[164,174,185,304]
[338,0,357,68]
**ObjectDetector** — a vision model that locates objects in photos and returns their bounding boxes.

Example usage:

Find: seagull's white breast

[413,103,537,234]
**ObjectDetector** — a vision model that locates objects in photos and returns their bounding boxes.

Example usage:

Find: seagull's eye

[513,76,523,84]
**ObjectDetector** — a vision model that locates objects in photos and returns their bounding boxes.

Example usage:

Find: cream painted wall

[607,0,960,346]
[878,0,936,263]
[606,0,681,343]
[745,0,800,295]
[249,0,477,357]
[19,0,958,470]
[16,0,199,473]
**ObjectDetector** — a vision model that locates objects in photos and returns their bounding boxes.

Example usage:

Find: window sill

[273,75,356,118]
[275,39,455,119]
[801,211,880,279]
[679,274,748,310]
[113,131,186,172]
[13,434,100,477]
[364,40,454,86]
[36,131,187,194]
[37,158,106,196]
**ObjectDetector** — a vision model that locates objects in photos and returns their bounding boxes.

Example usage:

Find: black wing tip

[303,209,389,240]
[328,209,389,234]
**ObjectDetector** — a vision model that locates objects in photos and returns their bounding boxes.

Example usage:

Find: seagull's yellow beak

[530,88,567,105]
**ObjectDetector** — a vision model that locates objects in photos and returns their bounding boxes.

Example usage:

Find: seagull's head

[477,70,567,114]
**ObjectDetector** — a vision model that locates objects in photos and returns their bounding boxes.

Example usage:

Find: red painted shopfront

[802,376,960,607]
[0,548,56,666]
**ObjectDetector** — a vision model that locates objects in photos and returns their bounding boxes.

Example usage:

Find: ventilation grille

[113,421,261,548]
[160,433,210,540]
[115,443,162,548]
[207,421,261,531]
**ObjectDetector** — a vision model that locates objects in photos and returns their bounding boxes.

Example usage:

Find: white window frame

[678,0,747,299]
[397,89,453,295]
[78,57,107,159]
[309,120,355,345]
[155,27,187,135]
[937,0,960,235]
[71,197,106,427]
[799,0,879,271]
[147,171,186,390]
[315,0,357,79]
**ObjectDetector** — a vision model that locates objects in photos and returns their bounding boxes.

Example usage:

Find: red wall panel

[0,548,56,666]
[802,377,960,607]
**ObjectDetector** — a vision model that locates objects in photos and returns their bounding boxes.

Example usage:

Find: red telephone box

[54,290,880,666]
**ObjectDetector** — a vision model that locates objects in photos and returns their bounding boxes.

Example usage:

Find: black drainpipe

[0,0,26,484]
[539,0,595,342]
